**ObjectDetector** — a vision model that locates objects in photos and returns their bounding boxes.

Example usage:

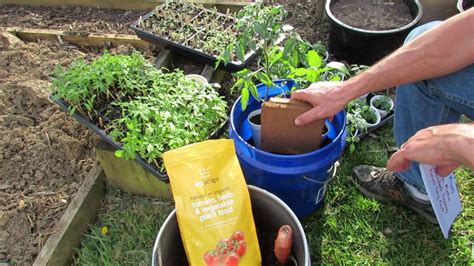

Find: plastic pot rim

[370,95,394,116]
[230,79,347,160]
[325,0,423,35]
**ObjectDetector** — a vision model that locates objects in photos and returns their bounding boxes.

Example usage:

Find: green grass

[73,187,173,265]
[74,122,473,265]
[306,122,473,264]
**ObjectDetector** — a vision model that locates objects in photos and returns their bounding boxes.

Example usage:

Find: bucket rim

[230,79,347,159]
[325,0,423,35]
[152,208,176,266]
[151,185,311,266]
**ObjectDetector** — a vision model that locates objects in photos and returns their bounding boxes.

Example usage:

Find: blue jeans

[394,21,474,193]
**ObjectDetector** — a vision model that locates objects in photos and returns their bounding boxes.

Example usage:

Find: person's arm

[387,123,474,176]
[292,8,474,125]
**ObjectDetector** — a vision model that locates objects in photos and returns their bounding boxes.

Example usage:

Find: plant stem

[263,41,271,101]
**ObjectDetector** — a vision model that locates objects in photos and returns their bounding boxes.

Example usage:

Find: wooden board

[0,0,257,12]
[2,27,152,48]
[33,166,105,266]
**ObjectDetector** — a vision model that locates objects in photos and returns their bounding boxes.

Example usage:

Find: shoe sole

[349,175,438,224]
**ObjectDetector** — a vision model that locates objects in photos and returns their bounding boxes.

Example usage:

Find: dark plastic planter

[130,5,260,72]
[52,98,228,182]
[325,0,423,65]
[458,0,474,12]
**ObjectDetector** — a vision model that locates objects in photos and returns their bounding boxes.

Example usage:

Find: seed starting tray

[130,3,260,72]
[52,97,228,182]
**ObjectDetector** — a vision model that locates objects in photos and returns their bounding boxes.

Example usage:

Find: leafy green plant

[51,52,227,172]
[372,96,392,111]
[218,3,347,111]
[360,107,377,124]
[345,99,371,152]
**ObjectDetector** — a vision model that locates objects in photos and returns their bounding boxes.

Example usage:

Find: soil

[0,4,147,34]
[0,30,158,263]
[331,0,414,31]
[276,0,328,45]
[250,113,261,125]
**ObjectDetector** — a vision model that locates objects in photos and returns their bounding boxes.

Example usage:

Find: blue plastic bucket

[229,79,347,218]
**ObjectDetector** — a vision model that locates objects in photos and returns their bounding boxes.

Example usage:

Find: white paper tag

[419,164,462,239]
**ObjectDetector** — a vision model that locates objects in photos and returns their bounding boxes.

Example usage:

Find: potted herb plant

[370,94,394,119]
[51,52,228,180]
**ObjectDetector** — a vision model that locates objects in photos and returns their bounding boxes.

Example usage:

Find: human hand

[291,81,351,125]
[386,124,474,176]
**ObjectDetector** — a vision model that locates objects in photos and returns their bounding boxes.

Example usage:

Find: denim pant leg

[393,22,474,193]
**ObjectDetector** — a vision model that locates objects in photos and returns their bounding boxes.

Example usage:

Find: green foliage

[345,99,373,152]
[51,52,227,171]
[373,96,392,111]
[51,52,156,115]
[110,72,227,171]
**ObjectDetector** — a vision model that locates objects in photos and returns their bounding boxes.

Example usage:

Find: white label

[419,164,463,239]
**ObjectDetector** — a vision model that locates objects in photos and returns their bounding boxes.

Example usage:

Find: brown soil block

[331,0,414,31]
[261,98,324,155]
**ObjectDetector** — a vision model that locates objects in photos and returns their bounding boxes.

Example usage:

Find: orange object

[274,225,293,264]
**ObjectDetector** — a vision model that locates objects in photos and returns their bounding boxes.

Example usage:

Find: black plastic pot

[52,98,228,182]
[458,0,474,12]
[326,0,423,65]
[152,185,310,266]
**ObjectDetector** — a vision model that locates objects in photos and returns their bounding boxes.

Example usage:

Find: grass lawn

[74,122,473,265]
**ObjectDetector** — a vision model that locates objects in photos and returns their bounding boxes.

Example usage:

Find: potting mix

[163,139,261,265]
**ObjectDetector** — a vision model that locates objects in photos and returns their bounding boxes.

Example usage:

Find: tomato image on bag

[163,139,261,265]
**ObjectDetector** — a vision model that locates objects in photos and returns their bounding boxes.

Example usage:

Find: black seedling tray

[52,97,228,183]
[130,3,260,72]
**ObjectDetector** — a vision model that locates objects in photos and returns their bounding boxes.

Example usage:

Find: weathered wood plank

[3,27,153,48]
[201,64,226,84]
[0,0,253,12]
[154,49,173,69]
[33,166,105,266]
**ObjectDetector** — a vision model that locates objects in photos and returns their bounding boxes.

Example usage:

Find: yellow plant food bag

[163,139,261,266]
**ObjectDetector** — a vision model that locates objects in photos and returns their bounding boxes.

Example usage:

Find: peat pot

[229,79,347,218]
[325,0,423,65]
[152,185,310,266]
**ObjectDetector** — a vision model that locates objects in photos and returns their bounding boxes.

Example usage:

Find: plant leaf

[327,61,350,76]
[241,86,250,111]
[255,72,273,88]
[235,40,246,62]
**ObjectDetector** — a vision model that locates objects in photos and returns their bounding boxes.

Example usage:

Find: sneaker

[351,165,438,224]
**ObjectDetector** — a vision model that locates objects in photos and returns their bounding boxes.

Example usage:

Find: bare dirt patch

[0,4,146,34]
[0,34,102,264]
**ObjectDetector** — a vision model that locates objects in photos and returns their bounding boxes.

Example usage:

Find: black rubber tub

[325,0,423,65]
[458,0,474,12]
[52,98,228,182]
[130,5,260,72]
